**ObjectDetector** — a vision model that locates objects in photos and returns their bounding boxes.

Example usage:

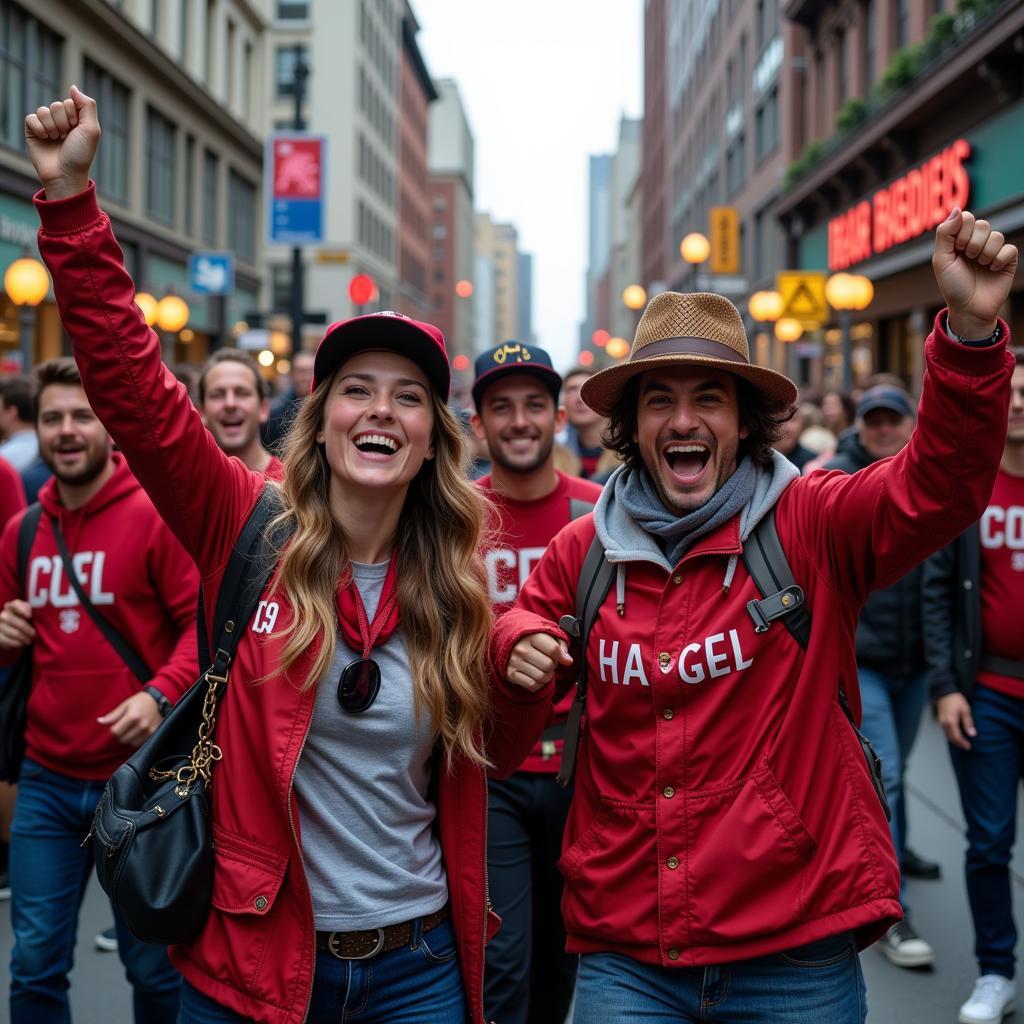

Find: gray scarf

[616,456,758,566]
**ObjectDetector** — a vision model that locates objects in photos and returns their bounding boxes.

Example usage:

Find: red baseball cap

[311,311,450,399]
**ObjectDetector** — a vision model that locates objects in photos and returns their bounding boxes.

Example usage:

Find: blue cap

[471,341,562,409]
[857,385,915,420]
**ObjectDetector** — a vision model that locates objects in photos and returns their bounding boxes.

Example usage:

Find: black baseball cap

[471,341,562,410]
[857,385,915,420]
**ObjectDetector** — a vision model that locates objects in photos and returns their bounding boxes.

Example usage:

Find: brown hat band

[633,336,747,365]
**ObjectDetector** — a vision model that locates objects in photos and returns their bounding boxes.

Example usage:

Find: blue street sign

[188,251,235,295]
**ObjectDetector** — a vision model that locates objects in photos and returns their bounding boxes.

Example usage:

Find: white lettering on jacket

[486,546,546,605]
[598,639,650,686]
[981,506,1024,551]
[251,601,279,635]
[679,629,752,684]
[27,553,115,608]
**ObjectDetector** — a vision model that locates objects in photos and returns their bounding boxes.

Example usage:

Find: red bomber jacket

[493,314,1013,967]
[35,183,551,1024]
[0,456,198,780]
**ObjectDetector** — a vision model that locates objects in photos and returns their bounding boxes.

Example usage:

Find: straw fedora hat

[581,291,798,415]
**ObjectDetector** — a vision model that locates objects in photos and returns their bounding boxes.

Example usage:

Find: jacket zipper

[288,697,316,1024]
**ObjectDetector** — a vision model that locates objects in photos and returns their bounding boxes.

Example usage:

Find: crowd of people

[0,87,1021,1024]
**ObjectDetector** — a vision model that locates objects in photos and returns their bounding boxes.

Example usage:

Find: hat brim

[313,317,450,398]
[471,363,562,409]
[580,353,798,416]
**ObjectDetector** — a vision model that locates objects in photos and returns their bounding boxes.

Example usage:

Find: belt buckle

[327,927,386,960]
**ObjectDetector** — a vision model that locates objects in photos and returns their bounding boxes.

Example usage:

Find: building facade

[776,0,1024,389]
[0,0,269,369]
[475,212,520,346]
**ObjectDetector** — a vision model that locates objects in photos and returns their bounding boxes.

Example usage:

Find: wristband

[144,685,172,718]
[945,315,1002,347]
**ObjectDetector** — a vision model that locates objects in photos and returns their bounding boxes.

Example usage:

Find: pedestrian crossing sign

[776,271,828,325]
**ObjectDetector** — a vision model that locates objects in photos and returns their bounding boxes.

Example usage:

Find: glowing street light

[4,255,49,370]
[748,290,784,324]
[680,233,711,265]
[452,353,470,372]
[156,295,190,333]
[606,336,630,360]
[578,350,595,367]
[135,292,158,327]
[622,284,647,310]
[826,273,874,390]
[592,329,610,348]
[455,279,474,299]
[774,318,804,343]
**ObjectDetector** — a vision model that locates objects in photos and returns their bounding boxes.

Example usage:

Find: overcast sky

[412,0,643,372]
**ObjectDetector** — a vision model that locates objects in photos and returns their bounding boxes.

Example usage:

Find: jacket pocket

[558,798,659,947]
[688,763,817,945]
[193,827,290,992]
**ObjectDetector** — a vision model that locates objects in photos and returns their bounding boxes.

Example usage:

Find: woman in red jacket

[24,88,551,1024]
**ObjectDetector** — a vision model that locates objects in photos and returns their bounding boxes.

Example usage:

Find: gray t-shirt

[293,559,448,930]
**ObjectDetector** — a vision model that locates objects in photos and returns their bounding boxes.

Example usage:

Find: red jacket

[0,456,198,779]
[477,470,602,772]
[0,455,26,529]
[493,317,1013,966]
[35,183,551,1024]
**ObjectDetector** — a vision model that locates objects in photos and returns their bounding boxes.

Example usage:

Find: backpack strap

[742,508,891,821]
[569,497,595,522]
[17,503,42,592]
[556,533,615,787]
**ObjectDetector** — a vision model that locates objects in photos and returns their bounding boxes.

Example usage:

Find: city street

[0,712,1021,1023]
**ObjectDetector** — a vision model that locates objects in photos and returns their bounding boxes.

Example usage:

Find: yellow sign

[776,271,828,324]
[316,250,350,264]
[710,207,740,275]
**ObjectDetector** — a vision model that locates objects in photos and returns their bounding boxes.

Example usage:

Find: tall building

[581,153,613,344]
[0,0,270,369]
[641,0,669,293]
[475,213,520,345]
[517,250,534,345]
[396,3,437,322]
[427,78,475,362]
[776,0,1024,389]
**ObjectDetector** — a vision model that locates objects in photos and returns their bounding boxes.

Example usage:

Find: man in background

[263,349,314,454]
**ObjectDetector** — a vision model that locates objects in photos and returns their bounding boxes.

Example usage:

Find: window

[0,3,63,151]
[83,60,130,202]
[275,44,308,98]
[863,0,875,88]
[183,134,195,235]
[150,0,161,35]
[271,265,291,311]
[895,0,909,47]
[243,41,252,121]
[202,149,218,245]
[228,170,256,263]
[179,0,190,62]
[755,87,778,162]
[836,29,847,104]
[225,19,235,107]
[726,131,746,195]
[204,0,214,84]
[276,1,309,17]
[145,106,177,225]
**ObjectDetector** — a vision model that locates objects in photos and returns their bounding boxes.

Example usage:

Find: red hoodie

[0,454,199,780]
[0,455,26,529]
[33,182,551,1024]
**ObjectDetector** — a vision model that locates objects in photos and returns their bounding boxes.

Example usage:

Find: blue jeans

[177,917,468,1023]
[484,773,577,1024]
[857,666,927,905]
[950,683,1024,980]
[573,933,865,1023]
[9,758,180,1024]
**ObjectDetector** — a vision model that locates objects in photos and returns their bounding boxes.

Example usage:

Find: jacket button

[662,708,675,720]
[666,856,679,869]
[673,574,682,585]
[964,580,973,590]
[663,786,675,799]
[254,896,268,911]
[668,948,680,960]
[659,652,671,670]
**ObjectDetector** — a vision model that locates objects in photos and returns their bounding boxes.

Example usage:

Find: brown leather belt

[315,906,448,960]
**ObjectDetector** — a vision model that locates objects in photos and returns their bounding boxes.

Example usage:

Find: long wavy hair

[267,367,494,768]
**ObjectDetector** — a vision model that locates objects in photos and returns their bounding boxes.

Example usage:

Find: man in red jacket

[495,213,1017,1022]
[471,341,602,1024]
[0,357,199,1024]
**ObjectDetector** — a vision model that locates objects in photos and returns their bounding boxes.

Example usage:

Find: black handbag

[0,502,43,784]
[87,487,286,945]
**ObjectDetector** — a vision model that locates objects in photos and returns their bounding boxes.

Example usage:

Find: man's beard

[490,434,555,475]
[42,446,110,487]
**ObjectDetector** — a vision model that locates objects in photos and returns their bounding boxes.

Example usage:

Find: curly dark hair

[603,374,796,471]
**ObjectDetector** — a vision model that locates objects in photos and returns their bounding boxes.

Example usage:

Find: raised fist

[24,85,100,201]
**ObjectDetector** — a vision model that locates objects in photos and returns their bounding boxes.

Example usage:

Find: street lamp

[135,292,158,326]
[4,256,49,371]
[155,294,190,361]
[680,233,711,266]
[748,291,786,373]
[606,336,630,360]
[825,273,874,391]
[774,317,804,342]
[622,284,647,310]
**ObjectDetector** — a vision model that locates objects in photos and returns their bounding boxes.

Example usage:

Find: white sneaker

[876,919,935,967]
[959,975,1016,1024]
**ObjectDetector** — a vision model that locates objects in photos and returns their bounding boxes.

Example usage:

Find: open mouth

[353,432,401,458]
[664,442,711,483]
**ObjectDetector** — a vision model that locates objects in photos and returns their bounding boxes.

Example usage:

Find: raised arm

[789,211,1016,601]
[25,88,261,575]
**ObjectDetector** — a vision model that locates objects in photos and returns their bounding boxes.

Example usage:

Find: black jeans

[484,772,577,1024]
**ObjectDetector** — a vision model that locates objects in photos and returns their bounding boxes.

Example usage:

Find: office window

[228,170,256,263]
[0,4,63,151]
[726,131,746,194]
[183,134,195,236]
[755,87,778,162]
[836,29,848,103]
[863,0,875,88]
[145,107,177,225]
[277,0,308,16]
[179,0,190,62]
[225,19,235,107]
[895,0,909,47]
[275,44,308,98]
[150,0,161,35]
[204,0,214,84]
[202,149,218,245]
[82,60,130,203]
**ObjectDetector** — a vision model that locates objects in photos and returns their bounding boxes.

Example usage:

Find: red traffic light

[349,273,376,306]
[579,350,595,367]
[452,354,470,371]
